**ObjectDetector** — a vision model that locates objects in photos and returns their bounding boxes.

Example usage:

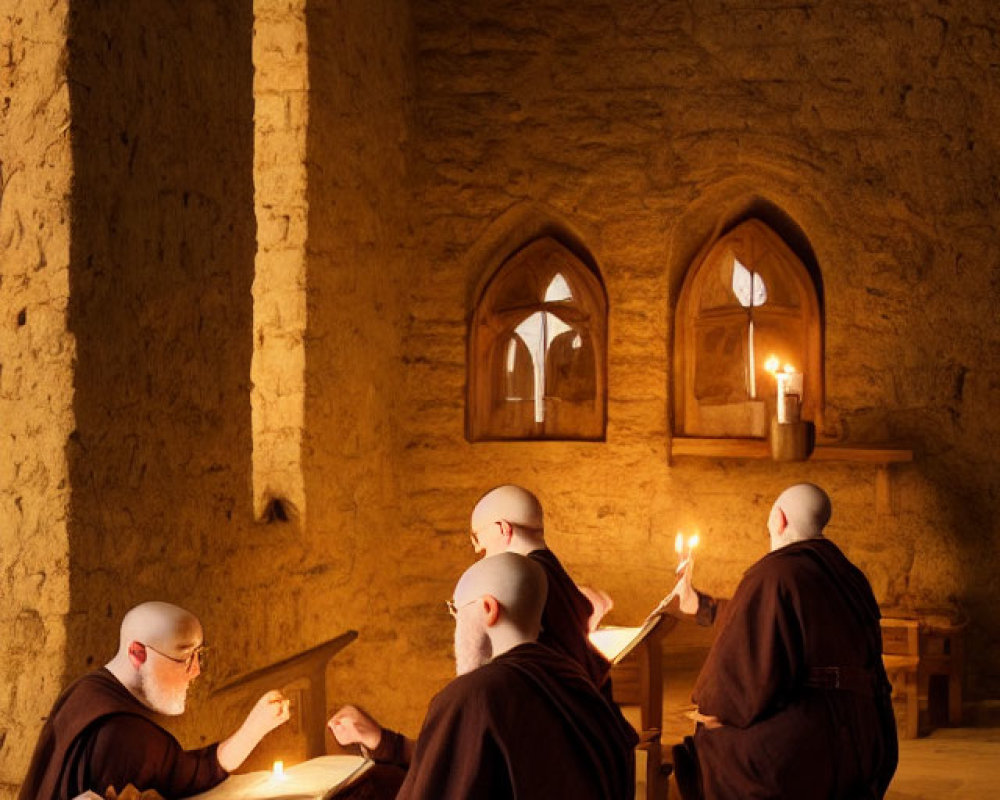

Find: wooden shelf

[670,437,913,464]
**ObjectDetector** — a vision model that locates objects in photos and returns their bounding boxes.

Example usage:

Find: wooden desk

[212,631,358,759]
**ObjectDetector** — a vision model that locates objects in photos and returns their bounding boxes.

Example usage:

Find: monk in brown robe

[20,601,291,800]
[468,484,614,693]
[671,483,898,800]
[329,552,638,800]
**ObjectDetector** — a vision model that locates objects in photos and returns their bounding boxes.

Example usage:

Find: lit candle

[765,356,802,423]
[675,532,699,563]
[272,760,285,780]
[780,364,802,423]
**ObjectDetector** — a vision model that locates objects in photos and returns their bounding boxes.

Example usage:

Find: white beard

[454,618,492,676]
[139,671,188,715]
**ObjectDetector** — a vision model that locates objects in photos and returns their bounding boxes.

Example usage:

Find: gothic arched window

[673,219,823,438]
[468,238,607,441]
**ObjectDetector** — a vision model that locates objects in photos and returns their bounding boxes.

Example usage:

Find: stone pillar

[0,3,74,795]
[252,0,310,524]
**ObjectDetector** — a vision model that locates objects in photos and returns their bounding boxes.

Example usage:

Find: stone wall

[2,1,999,789]
[375,0,1000,717]
[300,0,417,733]
[0,3,74,795]
[63,0,258,747]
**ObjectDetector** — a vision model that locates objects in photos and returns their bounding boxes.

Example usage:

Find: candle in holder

[765,356,803,423]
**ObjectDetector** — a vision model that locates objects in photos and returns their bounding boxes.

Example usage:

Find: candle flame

[783,363,795,373]
[764,355,780,375]
[674,532,684,554]
[273,761,285,779]
[688,534,700,550]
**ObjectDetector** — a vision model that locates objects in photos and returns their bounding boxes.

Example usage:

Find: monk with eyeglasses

[468,484,615,697]
[20,601,290,800]
[329,553,637,799]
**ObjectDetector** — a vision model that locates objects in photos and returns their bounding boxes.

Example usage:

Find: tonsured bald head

[470,485,545,557]
[105,601,204,716]
[455,551,548,633]
[452,552,548,674]
[768,483,832,550]
[118,601,203,656]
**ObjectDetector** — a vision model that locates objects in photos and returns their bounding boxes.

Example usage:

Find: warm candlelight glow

[273,760,285,779]
[688,534,699,551]
[675,532,684,555]
[766,355,802,424]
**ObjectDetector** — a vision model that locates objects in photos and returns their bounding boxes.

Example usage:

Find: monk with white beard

[20,601,290,800]
[329,553,638,800]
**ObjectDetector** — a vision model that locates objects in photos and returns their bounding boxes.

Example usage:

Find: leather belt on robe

[804,666,880,696]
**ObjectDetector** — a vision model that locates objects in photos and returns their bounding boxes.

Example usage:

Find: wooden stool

[881,617,919,739]
[917,614,965,729]
[881,611,966,737]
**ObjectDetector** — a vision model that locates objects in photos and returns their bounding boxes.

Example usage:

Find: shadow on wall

[64,0,256,688]
[920,452,999,701]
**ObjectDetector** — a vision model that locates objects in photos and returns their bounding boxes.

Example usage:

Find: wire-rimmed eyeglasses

[144,642,207,673]
[445,597,479,619]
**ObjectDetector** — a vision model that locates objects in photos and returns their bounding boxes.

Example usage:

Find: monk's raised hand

[328,704,382,750]
[246,690,291,737]
[671,556,699,616]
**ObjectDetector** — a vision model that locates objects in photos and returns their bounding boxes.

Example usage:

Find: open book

[189,755,373,800]
[588,589,676,664]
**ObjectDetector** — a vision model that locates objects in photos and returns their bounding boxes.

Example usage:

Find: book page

[589,626,644,662]
[189,755,373,800]
[589,605,667,665]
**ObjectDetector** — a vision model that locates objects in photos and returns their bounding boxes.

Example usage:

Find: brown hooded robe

[371,642,638,800]
[19,669,227,800]
[528,548,612,691]
[685,538,897,800]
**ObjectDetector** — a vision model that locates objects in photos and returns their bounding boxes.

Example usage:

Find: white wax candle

[776,373,789,423]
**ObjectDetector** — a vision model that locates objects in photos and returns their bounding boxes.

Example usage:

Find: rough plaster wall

[0,5,73,794]
[301,0,417,735]
[362,0,1000,724]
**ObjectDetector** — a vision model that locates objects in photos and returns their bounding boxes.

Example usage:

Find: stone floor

[623,638,1000,799]
[886,727,1000,800]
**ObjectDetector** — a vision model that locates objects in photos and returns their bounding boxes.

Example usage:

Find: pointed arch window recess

[468,237,607,441]
[673,219,823,439]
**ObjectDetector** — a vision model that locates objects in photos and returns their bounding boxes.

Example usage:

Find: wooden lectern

[594,614,679,800]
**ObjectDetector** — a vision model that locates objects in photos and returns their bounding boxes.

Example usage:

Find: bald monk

[671,483,898,800]
[469,484,613,693]
[329,552,638,800]
[20,601,291,800]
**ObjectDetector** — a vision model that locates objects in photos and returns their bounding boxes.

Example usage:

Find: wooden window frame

[467,237,607,442]
[673,219,823,438]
